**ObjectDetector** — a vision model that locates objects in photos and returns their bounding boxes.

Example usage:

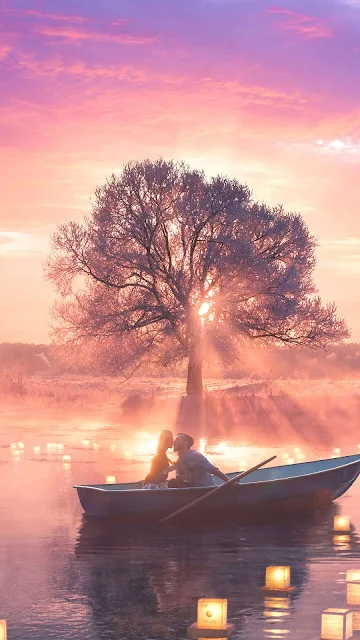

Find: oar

[160,455,277,524]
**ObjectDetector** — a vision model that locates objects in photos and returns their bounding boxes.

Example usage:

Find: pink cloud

[5,8,94,23]
[266,7,333,39]
[26,24,157,45]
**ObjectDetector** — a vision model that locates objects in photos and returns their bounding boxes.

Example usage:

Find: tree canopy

[46,159,349,394]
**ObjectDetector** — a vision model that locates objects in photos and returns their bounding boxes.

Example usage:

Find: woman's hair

[158,430,173,450]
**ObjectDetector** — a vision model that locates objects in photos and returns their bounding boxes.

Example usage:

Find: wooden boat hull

[74,454,360,520]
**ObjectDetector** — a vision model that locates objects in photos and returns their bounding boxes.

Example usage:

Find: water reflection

[73,511,338,639]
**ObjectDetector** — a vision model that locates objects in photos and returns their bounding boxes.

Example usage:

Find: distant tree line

[1,341,360,379]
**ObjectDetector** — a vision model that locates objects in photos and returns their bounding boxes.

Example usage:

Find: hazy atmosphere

[1,2,360,640]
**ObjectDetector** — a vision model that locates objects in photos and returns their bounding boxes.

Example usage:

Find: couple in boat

[143,430,229,489]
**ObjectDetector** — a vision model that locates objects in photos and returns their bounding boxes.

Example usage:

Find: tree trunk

[186,310,204,395]
[186,352,203,396]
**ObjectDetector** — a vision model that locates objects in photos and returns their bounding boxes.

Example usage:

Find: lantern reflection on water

[63,455,71,463]
[262,566,294,592]
[333,535,351,551]
[321,609,353,640]
[334,516,351,533]
[264,597,290,610]
[33,446,41,454]
[0,620,6,640]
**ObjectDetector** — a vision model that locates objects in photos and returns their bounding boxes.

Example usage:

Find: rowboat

[74,454,360,521]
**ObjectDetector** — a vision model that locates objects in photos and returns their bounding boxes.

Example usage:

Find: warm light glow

[294,448,301,454]
[56,444,64,452]
[333,535,351,550]
[264,597,290,610]
[93,443,99,450]
[17,442,24,450]
[334,516,350,532]
[10,443,17,450]
[106,475,116,484]
[63,455,71,462]
[321,609,353,640]
[110,444,117,451]
[286,458,295,465]
[33,446,41,454]
[198,301,211,317]
[264,566,291,591]
[199,437,207,454]
[63,463,71,471]
[0,620,7,640]
[333,448,341,455]
[197,598,227,629]
[81,439,90,447]
[347,571,360,582]
[347,582,360,606]
[281,453,289,460]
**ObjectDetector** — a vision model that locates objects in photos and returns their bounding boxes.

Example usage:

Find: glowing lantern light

[10,443,17,450]
[17,442,24,450]
[347,571,360,582]
[334,516,351,533]
[63,463,71,471]
[281,453,289,460]
[286,458,295,465]
[321,608,353,640]
[56,444,64,453]
[93,443,99,450]
[238,459,248,470]
[62,455,71,463]
[264,597,290,610]
[262,566,294,592]
[298,453,305,461]
[197,598,228,629]
[12,449,20,458]
[199,438,207,454]
[106,476,116,484]
[333,535,351,550]
[33,446,41,454]
[0,620,7,640]
[81,440,90,447]
[347,582,360,606]
[294,448,301,454]
[333,448,341,455]
[110,444,116,451]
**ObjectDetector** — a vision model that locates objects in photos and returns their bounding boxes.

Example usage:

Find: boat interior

[74,454,360,492]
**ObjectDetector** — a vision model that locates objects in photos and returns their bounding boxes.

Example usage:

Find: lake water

[1,409,360,640]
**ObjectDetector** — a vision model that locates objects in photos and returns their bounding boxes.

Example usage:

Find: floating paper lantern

[286,458,295,465]
[347,571,360,582]
[281,453,289,460]
[110,444,116,451]
[62,455,71,463]
[17,442,24,450]
[263,566,294,592]
[0,620,7,640]
[10,443,17,450]
[197,599,227,629]
[321,608,353,640]
[63,463,71,471]
[93,443,99,450]
[347,581,360,606]
[33,446,41,454]
[81,440,90,447]
[56,444,64,452]
[334,516,350,533]
[294,448,301,454]
[106,475,116,484]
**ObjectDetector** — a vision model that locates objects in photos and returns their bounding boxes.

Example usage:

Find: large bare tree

[46,159,349,395]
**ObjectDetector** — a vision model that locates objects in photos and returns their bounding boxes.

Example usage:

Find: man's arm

[213,468,230,483]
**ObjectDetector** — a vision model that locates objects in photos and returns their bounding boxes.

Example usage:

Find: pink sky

[1,0,360,343]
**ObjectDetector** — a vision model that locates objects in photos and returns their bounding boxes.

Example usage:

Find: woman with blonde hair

[142,430,174,489]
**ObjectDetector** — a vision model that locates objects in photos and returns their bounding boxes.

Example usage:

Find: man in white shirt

[168,433,229,487]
